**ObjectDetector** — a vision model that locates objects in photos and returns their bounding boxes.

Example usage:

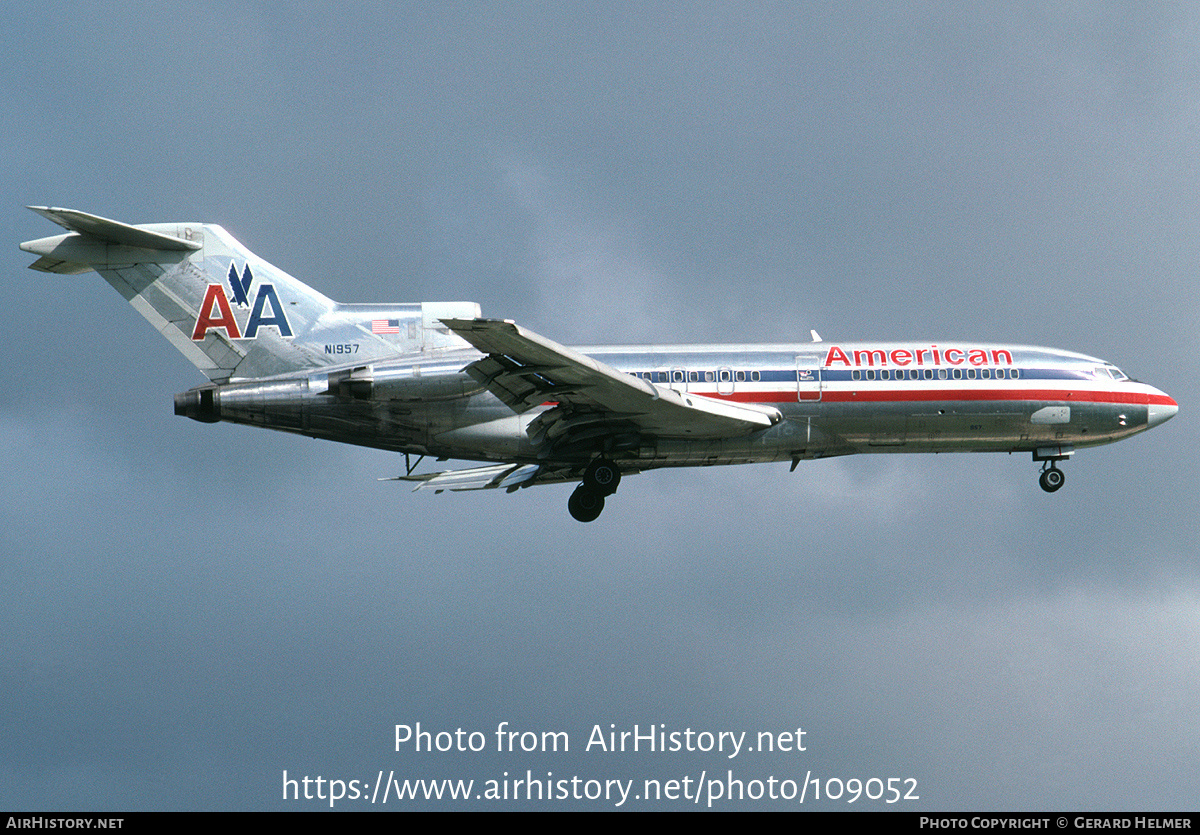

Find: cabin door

[796,354,822,402]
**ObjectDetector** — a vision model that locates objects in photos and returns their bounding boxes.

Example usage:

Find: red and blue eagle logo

[191,263,293,340]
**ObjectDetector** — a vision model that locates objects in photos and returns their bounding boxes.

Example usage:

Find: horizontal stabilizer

[395,463,542,492]
[25,255,93,274]
[25,206,200,251]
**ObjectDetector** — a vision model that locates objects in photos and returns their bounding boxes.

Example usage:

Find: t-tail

[20,207,479,382]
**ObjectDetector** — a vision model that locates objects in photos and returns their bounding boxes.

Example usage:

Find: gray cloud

[2,1,1195,811]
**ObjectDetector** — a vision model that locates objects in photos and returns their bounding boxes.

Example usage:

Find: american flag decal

[372,319,400,334]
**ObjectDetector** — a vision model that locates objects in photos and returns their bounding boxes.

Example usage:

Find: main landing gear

[1038,463,1065,493]
[568,458,622,522]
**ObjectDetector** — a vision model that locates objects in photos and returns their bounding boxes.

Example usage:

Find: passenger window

[735,370,746,382]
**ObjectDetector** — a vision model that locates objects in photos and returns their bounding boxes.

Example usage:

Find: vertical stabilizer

[23,207,482,382]
[21,207,341,380]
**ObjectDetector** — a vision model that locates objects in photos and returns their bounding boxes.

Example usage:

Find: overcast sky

[2,1,1197,811]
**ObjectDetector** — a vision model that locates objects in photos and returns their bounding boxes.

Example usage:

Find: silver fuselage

[179,340,1176,470]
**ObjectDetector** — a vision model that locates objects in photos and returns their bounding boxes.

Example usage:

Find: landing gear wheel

[1039,466,1065,493]
[568,485,605,522]
[582,458,621,495]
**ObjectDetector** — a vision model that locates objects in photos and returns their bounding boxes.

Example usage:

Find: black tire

[582,458,621,495]
[1039,467,1065,493]
[568,485,605,522]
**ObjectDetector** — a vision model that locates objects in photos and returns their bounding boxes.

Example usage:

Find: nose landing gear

[1034,446,1072,494]
[1038,463,1065,493]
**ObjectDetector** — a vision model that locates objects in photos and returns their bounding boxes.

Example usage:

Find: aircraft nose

[1147,394,1179,428]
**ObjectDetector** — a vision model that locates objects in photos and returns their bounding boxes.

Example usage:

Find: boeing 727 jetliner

[21,207,1178,521]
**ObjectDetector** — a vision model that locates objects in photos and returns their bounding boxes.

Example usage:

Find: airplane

[21,206,1178,522]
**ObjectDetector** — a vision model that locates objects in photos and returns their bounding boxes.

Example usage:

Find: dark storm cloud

[2,1,1196,810]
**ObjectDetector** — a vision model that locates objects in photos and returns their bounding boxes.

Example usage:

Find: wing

[441,318,782,442]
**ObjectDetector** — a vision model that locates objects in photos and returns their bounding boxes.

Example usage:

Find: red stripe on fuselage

[700,389,1170,406]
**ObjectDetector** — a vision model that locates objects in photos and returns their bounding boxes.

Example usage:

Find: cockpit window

[1106,365,1128,381]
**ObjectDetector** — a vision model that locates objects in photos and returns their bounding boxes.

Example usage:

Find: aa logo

[191,263,294,341]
